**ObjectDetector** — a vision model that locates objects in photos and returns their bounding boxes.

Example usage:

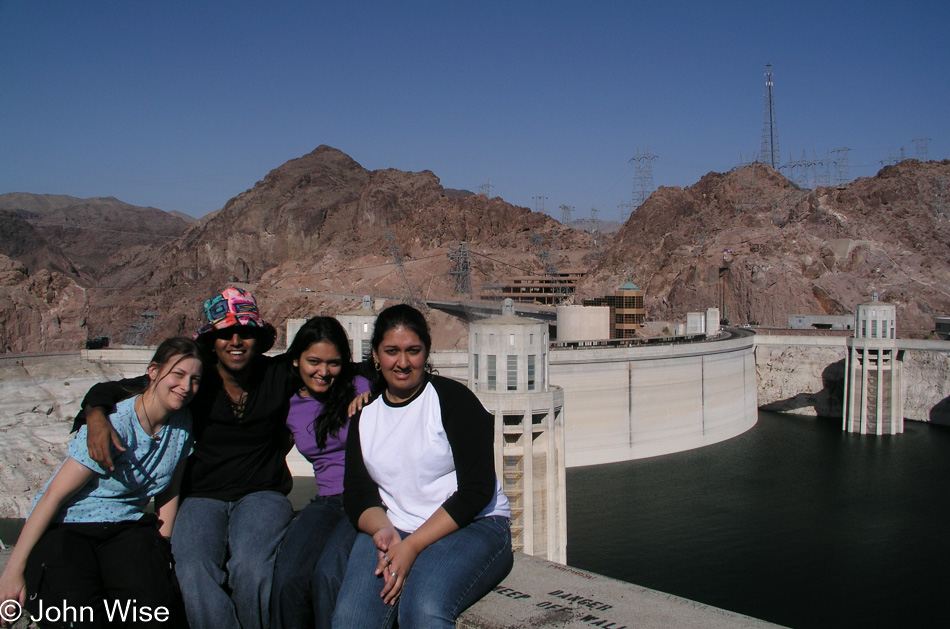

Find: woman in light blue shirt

[0,337,202,629]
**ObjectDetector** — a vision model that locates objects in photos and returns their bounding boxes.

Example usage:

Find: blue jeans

[171,491,293,629]
[270,495,357,629]
[332,516,513,629]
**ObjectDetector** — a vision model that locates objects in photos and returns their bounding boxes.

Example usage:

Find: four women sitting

[0,289,513,629]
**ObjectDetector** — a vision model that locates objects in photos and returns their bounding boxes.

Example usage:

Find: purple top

[286,375,371,496]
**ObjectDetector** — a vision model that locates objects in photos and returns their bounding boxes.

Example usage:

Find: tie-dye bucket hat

[193,287,276,353]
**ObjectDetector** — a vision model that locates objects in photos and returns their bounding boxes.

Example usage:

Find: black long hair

[369,303,433,395]
[287,317,356,449]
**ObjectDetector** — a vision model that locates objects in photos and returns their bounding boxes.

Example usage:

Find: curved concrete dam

[548,332,759,468]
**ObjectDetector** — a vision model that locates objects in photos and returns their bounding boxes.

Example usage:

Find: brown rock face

[0,254,88,353]
[0,193,190,279]
[53,146,592,347]
[582,160,950,332]
[2,149,948,352]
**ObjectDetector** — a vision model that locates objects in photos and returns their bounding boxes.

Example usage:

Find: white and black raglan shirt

[344,373,510,533]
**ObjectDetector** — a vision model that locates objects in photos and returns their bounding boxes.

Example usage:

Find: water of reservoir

[566,411,950,628]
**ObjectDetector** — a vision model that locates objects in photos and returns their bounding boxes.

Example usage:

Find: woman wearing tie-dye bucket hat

[75,286,297,629]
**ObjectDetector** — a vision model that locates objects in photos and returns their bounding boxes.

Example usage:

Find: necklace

[138,395,163,441]
[226,388,248,420]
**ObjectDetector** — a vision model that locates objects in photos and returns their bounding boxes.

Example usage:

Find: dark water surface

[566,411,950,628]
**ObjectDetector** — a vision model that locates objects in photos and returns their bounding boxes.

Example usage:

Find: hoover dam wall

[548,334,759,468]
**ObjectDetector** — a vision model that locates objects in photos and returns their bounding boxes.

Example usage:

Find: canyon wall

[755,336,950,424]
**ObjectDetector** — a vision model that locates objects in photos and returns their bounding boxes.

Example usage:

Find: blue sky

[2,1,947,220]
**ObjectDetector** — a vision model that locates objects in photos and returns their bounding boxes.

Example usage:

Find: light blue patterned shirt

[32,397,194,523]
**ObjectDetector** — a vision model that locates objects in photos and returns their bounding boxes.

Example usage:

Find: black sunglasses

[212,326,260,341]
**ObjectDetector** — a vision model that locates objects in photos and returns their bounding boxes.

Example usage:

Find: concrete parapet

[753,334,849,349]
[0,546,781,629]
[460,553,782,627]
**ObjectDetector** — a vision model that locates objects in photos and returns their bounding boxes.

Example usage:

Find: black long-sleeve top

[75,355,294,501]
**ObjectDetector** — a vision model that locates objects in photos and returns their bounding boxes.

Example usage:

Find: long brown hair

[124,337,203,396]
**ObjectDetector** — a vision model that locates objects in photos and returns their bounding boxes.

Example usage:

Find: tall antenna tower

[832,147,851,185]
[559,204,573,225]
[630,146,658,208]
[760,63,780,169]
[448,241,473,295]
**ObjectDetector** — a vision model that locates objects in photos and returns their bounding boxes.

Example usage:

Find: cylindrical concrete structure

[470,299,567,564]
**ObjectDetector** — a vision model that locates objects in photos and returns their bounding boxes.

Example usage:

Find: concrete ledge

[0,548,781,629]
[459,553,781,628]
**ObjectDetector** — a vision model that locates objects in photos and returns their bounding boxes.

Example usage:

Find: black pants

[23,515,187,628]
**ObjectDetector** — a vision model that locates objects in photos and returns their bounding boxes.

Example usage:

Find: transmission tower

[532,195,548,215]
[478,180,494,198]
[619,199,635,222]
[785,150,809,188]
[559,204,573,225]
[831,147,852,185]
[630,146,657,208]
[385,230,421,306]
[126,312,158,346]
[448,241,473,295]
[913,137,931,160]
[933,177,949,216]
[759,63,780,169]
[530,230,558,275]
[813,151,831,188]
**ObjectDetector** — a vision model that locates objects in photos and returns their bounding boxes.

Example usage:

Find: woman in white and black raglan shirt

[334,304,513,629]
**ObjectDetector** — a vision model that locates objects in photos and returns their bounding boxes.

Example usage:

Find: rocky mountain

[75,146,593,347]
[0,253,88,354]
[0,209,83,280]
[0,211,89,353]
[0,193,191,278]
[581,160,950,333]
[2,148,948,353]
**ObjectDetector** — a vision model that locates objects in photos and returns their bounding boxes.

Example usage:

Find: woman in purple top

[271,316,370,629]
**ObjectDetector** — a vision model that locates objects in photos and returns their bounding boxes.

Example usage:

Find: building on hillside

[483,270,587,305]
[843,296,904,435]
[582,280,647,338]
[469,299,567,563]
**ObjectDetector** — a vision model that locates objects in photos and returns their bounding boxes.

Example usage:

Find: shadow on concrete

[930,396,950,426]
[759,359,845,418]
